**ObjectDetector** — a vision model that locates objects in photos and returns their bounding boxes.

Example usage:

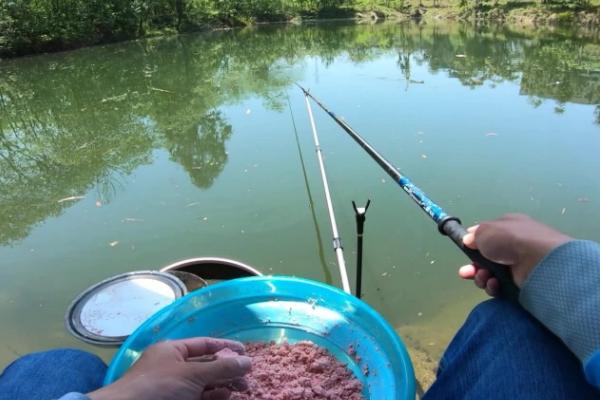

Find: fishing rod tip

[294,82,309,94]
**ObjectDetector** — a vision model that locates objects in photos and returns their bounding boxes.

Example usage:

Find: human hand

[458,213,572,297]
[88,337,251,400]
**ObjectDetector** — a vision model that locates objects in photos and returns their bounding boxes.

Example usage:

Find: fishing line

[286,94,332,285]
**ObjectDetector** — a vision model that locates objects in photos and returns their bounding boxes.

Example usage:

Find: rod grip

[440,218,520,302]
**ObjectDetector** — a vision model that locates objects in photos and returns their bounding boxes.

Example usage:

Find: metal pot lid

[65,271,187,346]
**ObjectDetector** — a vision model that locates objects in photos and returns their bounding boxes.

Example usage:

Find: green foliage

[0,0,401,57]
[2,0,599,57]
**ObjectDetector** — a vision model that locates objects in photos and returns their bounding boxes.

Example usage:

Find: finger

[175,338,246,358]
[188,355,217,363]
[458,264,477,280]
[462,228,481,250]
[226,377,248,392]
[202,387,231,400]
[467,225,479,233]
[474,269,491,289]
[190,356,252,386]
[485,278,500,297]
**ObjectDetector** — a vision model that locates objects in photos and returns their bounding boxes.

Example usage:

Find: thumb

[189,356,252,386]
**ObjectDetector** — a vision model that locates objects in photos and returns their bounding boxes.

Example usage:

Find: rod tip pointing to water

[295,83,309,94]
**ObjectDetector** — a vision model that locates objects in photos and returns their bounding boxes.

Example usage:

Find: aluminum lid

[66,271,187,346]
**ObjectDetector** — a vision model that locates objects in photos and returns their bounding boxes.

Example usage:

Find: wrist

[515,235,573,286]
[87,383,132,400]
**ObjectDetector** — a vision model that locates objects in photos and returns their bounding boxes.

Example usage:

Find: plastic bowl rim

[103,275,416,398]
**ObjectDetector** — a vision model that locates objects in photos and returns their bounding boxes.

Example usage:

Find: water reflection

[1,22,600,246]
[164,110,232,188]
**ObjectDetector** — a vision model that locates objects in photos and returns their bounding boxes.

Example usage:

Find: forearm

[519,240,600,387]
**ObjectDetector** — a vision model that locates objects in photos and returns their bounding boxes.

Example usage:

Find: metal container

[65,271,187,346]
[159,257,262,283]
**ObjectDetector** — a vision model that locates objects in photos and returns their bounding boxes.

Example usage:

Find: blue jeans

[0,349,106,400]
[424,299,600,399]
[1,300,598,399]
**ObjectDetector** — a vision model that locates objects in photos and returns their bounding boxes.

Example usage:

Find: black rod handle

[440,218,520,302]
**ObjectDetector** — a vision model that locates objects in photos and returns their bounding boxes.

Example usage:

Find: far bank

[1,0,600,59]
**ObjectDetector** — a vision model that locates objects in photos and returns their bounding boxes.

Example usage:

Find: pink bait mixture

[225,341,365,400]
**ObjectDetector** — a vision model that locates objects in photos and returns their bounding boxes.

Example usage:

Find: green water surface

[1,22,600,367]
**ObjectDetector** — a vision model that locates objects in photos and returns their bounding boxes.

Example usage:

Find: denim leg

[0,349,106,400]
[423,299,600,400]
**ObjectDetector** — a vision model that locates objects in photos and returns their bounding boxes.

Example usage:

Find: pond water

[1,21,600,371]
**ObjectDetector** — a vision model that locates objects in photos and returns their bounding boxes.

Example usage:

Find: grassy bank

[1,0,599,58]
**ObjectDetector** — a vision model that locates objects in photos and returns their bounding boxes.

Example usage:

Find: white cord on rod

[303,93,351,294]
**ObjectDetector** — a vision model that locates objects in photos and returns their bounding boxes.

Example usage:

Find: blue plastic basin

[104,276,415,399]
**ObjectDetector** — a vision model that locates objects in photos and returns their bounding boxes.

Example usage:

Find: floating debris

[186,202,200,207]
[122,218,144,223]
[109,241,119,247]
[381,272,389,277]
[577,197,591,203]
[456,54,467,58]
[430,260,436,265]
[381,178,386,183]
[57,195,85,203]
[421,154,428,159]
[485,132,498,137]
[245,108,252,115]
[417,312,423,317]
[149,87,173,94]
[417,131,425,135]
[95,200,102,208]
[101,93,128,103]
[561,207,567,215]
[201,216,208,221]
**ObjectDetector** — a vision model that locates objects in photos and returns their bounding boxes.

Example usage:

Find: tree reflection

[165,110,232,188]
[1,22,599,244]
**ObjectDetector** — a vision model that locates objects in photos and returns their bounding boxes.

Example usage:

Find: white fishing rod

[302,92,351,294]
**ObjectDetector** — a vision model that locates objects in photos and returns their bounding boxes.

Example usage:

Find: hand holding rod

[297,84,519,302]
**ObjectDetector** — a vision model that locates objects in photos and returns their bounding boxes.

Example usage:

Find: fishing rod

[302,92,352,294]
[297,84,519,301]
[287,95,333,285]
